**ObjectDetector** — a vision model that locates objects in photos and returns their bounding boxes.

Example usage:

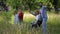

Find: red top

[18,11,24,20]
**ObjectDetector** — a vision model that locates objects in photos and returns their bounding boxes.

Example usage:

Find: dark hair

[39,2,43,4]
[14,10,18,15]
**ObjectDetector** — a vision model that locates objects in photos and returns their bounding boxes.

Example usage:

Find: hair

[34,10,39,15]
[14,10,18,15]
[39,2,43,4]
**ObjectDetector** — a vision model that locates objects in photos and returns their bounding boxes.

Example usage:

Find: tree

[5,0,49,11]
[0,0,6,11]
[49,0,59,13]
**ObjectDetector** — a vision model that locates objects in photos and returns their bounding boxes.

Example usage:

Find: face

[39,3,42,7]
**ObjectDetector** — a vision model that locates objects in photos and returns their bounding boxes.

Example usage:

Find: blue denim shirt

[40,6,47,18]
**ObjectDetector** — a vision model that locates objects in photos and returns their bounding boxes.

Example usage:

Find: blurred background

[0,0,60,34]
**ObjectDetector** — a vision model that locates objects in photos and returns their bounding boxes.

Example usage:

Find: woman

[14,10,18,24]
[18,10,24,24]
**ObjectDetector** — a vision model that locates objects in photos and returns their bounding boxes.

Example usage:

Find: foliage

[5,0,49,10]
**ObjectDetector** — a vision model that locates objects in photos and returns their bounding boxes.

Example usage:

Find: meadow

[0,11,60,34]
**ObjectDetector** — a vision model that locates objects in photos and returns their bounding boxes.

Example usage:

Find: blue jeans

[42,18,47,34]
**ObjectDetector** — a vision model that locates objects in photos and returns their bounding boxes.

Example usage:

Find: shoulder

[37,14,40,17]
[42,6,46,9]
[16,14,18,16]
[42,6,46,8]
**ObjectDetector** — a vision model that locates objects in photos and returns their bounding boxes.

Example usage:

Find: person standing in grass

[18,10,24,24]
[39,2,48,34]
[30,10,43,28]
[14,10,18,24]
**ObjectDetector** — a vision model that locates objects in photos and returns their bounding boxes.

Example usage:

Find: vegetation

[0,0,60,34]
[0,11,60,34]
[0,0,60,11]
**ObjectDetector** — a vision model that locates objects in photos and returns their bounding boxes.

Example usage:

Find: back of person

[14,10,18,24]
[35,14,42,21]
[14,14,18,21]
[30,10,43,28]
[40,6,47,18]
[18,11,24,23]
[34,10,42,21]
[18,12,23,19]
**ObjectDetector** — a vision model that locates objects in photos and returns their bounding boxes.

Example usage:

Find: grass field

[0,11,60,34]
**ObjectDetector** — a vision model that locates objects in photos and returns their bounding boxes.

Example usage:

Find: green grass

[0,11,60,34]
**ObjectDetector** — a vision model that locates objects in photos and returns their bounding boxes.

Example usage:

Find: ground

[0,11,60,34]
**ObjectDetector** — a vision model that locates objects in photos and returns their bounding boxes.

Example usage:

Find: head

[39,2,43,7]
[18,10,23,14]
[18,9,22,12]
[14,10,18,15]
[34,10,39,16]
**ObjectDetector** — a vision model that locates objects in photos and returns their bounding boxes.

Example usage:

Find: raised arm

[29,10,36,16]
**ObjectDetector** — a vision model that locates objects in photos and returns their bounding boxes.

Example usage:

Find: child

[14,10,18,24]
[30,10,43,28]
[18,10,24,24]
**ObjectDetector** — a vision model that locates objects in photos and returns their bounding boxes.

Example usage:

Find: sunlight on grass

[23,12,35,23]
[11,12,35,24]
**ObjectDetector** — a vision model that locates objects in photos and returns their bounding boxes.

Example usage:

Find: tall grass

[0,11,60,34]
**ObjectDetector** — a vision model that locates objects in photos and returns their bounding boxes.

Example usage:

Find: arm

[29,10,36,16]
[41,7,46,18]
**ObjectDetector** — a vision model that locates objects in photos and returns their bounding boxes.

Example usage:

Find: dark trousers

[31,20,42,28]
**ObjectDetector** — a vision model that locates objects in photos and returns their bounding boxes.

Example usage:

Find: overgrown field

[0,11,60,34]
